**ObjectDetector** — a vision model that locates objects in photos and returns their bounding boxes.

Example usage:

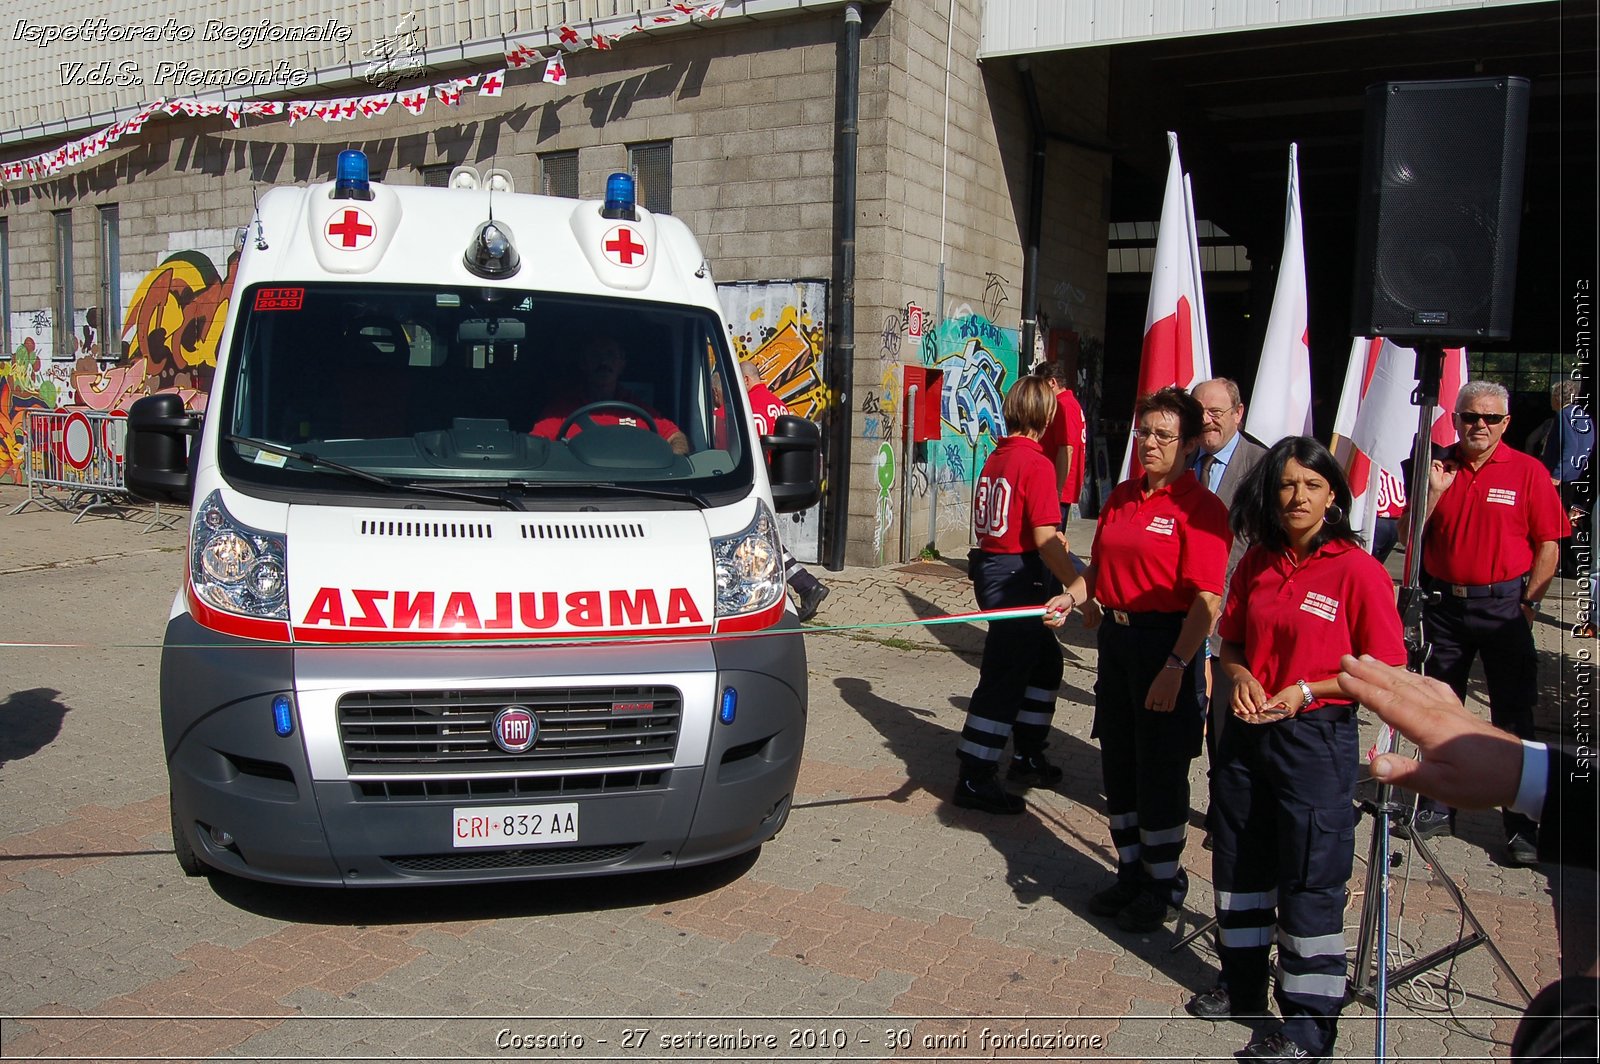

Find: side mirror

[125,394,201,504]
[763,414,822,514]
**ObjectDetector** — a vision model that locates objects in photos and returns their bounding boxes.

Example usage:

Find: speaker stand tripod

[1345,340,1531,1060]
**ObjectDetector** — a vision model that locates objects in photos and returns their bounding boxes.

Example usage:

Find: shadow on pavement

[0,688,70,769]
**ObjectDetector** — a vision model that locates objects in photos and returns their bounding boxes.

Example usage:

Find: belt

[1103,608,1185,628]
[1426,575,1525,599]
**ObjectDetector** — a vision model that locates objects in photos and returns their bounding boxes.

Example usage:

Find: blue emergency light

[272,694,296,737]
[333,150,374,201]
[718,687,738,725]
[602,172,638,220]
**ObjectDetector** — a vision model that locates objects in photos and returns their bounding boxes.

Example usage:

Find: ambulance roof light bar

[602,172,637,221]
[332,150,374,201]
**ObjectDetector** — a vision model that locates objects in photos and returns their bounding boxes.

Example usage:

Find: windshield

[219,284,752,505]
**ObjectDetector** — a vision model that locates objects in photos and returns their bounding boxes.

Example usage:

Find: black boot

[953,774,1025,814]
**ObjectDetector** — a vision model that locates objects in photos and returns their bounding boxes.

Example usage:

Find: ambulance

[125,151,822,886]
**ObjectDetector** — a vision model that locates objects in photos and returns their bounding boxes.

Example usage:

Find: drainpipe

[1018,57,1046,365]
[827,2,862,572]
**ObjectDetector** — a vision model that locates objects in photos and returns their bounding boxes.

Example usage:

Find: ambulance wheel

[170,795,205,877]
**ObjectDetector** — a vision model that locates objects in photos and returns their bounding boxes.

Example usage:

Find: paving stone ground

[0,484,1593,1061]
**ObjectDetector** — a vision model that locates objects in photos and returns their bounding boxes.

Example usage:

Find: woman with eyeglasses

[1182,436,1404,1064]
[1042,386,1230,932]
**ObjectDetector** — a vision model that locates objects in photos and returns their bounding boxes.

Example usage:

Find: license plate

[451,803,579,848]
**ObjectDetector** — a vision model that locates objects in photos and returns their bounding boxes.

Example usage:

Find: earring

[1326,503,1346,526]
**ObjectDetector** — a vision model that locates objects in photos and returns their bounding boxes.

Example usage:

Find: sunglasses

[1456,412,1507,426]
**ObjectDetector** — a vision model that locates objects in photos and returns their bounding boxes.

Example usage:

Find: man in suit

[1191,378,1269,850]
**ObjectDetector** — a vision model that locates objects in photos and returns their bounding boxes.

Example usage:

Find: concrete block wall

[841,0,1111,565]
[0,1,1112,565]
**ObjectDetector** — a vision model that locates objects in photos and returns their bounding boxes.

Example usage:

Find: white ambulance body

[126,153,819,886]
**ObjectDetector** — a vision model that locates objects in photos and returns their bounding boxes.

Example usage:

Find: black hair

[1230,435,1361,552]
[1135,385,1204,442]
[1032,359,1071,386]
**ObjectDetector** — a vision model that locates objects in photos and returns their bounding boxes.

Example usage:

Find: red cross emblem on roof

[602,226,647,268]
[326,208,376,250]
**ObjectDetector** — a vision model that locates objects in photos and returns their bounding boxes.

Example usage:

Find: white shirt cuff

[1509,741,1548,821]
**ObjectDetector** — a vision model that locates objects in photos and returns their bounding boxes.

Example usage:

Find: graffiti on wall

[718,280,828,419]
[917,312,1020,538]
[0,232,236,484]
[716,280,828,562]
[861,311,905,562]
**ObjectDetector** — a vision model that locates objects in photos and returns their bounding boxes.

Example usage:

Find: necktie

[1197,453,1216,490]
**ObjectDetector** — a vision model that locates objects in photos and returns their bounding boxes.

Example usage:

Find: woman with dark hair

[953,375,1079,814]
[1042,386,1230,931]
[1184,436,1404,1064]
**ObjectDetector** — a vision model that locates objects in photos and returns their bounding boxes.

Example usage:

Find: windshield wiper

[224,435,524,511]
[503,480,710,508]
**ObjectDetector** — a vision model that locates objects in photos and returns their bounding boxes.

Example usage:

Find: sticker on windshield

[254,287,305,311]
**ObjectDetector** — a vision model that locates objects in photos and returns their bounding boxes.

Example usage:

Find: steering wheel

[554,400,660,440]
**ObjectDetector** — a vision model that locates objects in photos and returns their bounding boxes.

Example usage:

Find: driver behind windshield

[530,334,690,455]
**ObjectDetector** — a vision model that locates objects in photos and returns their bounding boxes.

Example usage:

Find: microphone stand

[1346,340,1532,1058]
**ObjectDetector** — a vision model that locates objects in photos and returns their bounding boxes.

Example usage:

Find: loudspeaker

[1351,76,1530,341]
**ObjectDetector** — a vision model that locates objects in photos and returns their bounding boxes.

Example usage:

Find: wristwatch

[1164,651,1189,671]
[1296,679,1315,712]
[1520,598,1540,612]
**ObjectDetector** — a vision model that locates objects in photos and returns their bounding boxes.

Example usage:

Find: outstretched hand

[1336,654,1523,810]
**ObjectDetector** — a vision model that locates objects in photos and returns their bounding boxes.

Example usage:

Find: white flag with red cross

[1120,131,1212,479]
[478,70,505,97]
[1246,142,1313,446]
[435,83,463,106]
[543,57,568,85]
[399,89,429,115]
[1332,337,1468,552]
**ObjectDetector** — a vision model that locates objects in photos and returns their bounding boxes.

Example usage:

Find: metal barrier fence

[8,409,181,531]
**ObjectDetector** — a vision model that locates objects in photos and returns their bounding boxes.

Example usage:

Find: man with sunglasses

[1402,380,1570,865]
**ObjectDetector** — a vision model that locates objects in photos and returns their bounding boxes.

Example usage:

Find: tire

[169,795,206,877]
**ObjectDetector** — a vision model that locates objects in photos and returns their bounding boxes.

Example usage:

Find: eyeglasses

[1134,427,1181,444]
[1201,407,1235,420]
[1456,412,1507,426]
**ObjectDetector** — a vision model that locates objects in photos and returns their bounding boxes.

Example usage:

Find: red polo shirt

[1091,471,1231,612]
[746,381,790,435]
[1220,539,1406,705]
[973,436,1060,554]
[1420,442,1570,585]
[1039,388,1088,505]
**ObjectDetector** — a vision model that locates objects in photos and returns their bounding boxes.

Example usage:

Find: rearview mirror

[458,318,526,341]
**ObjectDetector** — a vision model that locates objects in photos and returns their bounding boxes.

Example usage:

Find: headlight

[710,502,785,618]
[190,491,288,620]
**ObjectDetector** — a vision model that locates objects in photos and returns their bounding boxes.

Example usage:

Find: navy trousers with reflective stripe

[957,550,1063,777]
[1210,706,1358,1058]
[1092,619,1204,899]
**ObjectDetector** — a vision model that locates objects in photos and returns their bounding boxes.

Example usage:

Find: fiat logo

[492,706,538,753]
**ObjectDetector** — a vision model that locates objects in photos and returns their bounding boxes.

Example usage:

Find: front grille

[353,769,668,801]
[338,686,681,772]
[385,843,637,871]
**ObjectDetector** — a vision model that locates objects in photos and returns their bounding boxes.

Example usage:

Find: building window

[53,209,74,361]
[0,218,11,360]
[98,205,121,362]
[421,163,453,187]
[628,141,672,214]
[540,151,578,199]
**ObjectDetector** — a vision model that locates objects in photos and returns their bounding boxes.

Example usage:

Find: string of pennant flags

[0,1,726,187]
